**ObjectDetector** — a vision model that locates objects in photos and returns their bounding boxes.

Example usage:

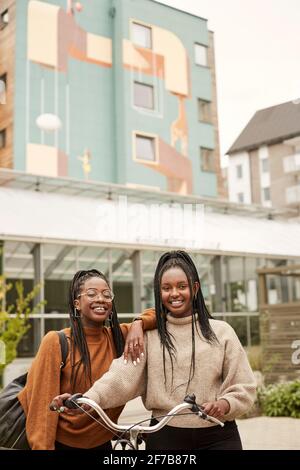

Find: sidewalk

[118,397,300,450]
[237,416,300,450]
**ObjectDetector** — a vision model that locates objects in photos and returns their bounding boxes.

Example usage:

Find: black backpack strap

[57,331,69,370]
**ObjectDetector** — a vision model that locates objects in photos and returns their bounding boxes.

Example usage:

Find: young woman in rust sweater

[18,269,156,450]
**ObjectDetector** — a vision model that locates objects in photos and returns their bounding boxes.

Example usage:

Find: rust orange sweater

[18,310,156,450]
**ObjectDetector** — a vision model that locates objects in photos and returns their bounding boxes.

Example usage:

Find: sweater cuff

[218,396,236,419]
[136,308,156,331]
[84,389,101,405]
[133,316,144,328]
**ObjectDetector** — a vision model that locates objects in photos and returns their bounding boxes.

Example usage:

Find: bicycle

[52,393,224,450]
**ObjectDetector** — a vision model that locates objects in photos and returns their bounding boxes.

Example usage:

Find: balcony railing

[283,153,300,173]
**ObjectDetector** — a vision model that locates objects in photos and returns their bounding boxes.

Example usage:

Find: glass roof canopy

[3,240,213,285]
[1,168,300,283]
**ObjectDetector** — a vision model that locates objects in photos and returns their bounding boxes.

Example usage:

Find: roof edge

[149,0,208,22]
[227,131,300,156]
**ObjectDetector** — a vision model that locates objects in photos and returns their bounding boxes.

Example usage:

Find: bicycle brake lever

[184,394,205,414]
[64,393,83,409]
[184,394,197,405]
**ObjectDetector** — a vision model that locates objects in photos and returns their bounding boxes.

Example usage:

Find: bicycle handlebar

[61,393,224,432]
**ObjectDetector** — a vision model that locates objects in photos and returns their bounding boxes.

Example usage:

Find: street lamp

[36,113,62,132]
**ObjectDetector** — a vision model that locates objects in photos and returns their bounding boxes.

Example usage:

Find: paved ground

[237,416,300,450]
[118,397,300,450]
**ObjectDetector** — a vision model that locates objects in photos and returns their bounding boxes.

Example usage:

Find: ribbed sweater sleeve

[85,339,147,408]
[217,325,257,419]
[18,331,62,450]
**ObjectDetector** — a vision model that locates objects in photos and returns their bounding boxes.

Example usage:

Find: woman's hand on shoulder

[123,320,144,365]
[201,399,230,419]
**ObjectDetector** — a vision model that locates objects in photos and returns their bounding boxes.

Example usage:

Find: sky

[155,0,300,165]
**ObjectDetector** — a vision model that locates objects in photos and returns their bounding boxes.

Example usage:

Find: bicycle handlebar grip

[207,415,225,427]
[64,393,83,409]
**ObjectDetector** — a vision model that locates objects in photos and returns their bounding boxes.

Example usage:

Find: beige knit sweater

[85,315,257,428]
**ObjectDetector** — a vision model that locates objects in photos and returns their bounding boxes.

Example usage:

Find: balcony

[286,185,300,205]
[283,154,300,174]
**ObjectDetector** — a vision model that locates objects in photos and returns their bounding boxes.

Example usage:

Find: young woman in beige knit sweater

[52,252,256,450]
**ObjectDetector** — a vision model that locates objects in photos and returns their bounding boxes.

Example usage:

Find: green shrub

[245,345,262,371]
[258,380,300,418]
[0,276,44,386]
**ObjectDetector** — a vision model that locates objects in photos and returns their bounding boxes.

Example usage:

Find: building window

[263,187,271,201]
[195,43,208,67]
[236,164,243,179]
[200,147,214,172]
[135,134,157,162]
[0,73,7,104]
[237,192,244,203]
[0,129,6,149]
[198,99,212,123]
[132,22,152,49]
[261,158,269,173]
[134,82,154,110]
[0,9,9,30]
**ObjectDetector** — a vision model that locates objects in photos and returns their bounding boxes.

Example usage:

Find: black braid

[68,269,124,392]
[154,251,218,392]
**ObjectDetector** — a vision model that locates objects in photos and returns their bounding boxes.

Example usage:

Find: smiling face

[74,276,113,328]
[160,267,199,318]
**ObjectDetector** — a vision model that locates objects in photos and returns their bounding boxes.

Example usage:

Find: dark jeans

[146,419,243,450]
[55,440,112,451]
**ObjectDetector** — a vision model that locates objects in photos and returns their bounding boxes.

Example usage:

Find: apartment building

[227,100,300,216]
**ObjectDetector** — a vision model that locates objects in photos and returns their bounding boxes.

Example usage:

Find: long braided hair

[68,269,124,392]
[154,251,218,391]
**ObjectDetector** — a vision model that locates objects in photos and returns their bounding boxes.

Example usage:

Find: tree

[0,276,44,384]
